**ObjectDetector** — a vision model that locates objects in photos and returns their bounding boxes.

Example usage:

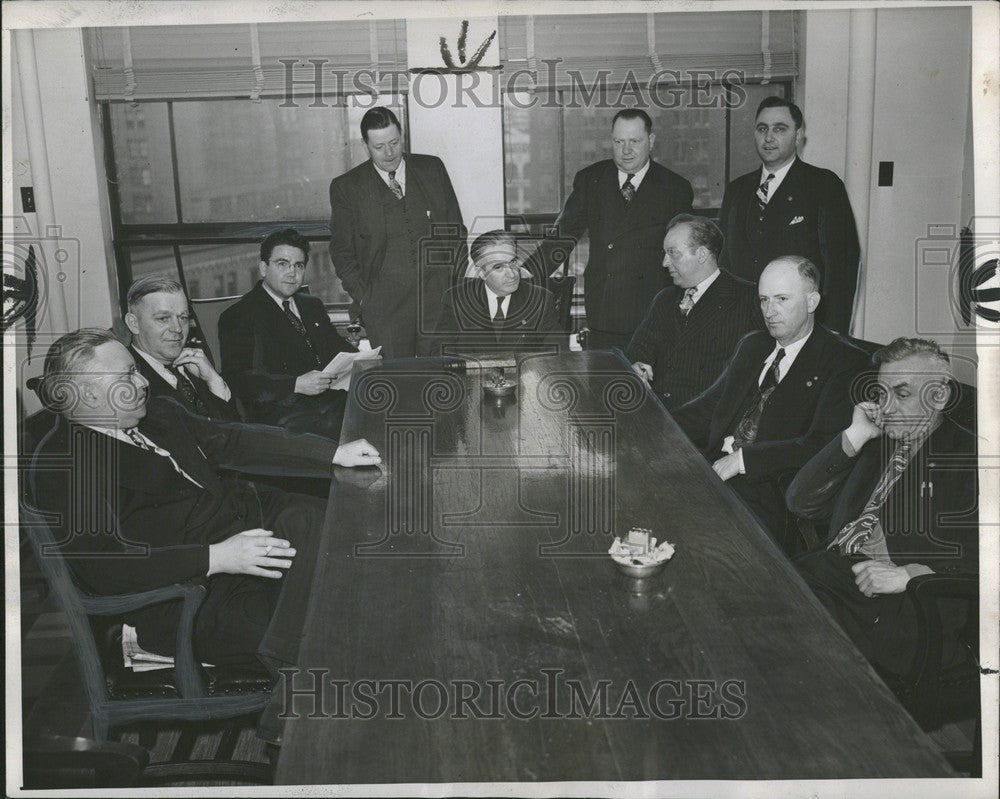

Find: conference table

[276,351,953,783]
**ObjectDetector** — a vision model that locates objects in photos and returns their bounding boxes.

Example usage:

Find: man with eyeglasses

[421,229,560,356]
[219,228,356,439]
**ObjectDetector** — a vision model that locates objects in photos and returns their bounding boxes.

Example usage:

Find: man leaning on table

[788,337,978,677]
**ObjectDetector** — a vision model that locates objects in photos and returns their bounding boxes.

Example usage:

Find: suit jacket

[540,159,693,338]
[625,270,764,409]
[328,153,468,318]
[717,158,861,333]
[786,418,978,574]
[29,399,338,652]
[672,325,870,483]
[422,279,561,356]
[130,345,242,422]
[218,282,354,427]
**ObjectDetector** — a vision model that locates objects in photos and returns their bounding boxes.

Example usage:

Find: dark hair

[470,229,516,266]
[755,96,804,129]
[37,327,117,410]
[260,228,310,264]
[873,337,952,373]
[611,108,653,135]
[126,275,184,312]
[361,107,402,142]
[665,214,724,261]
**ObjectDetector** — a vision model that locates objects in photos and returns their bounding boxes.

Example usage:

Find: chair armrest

[905,572,979,686]
[79,581,206,615]
[23,734,149,788]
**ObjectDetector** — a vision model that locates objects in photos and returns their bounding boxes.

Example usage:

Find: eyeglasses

[269,259,307,272]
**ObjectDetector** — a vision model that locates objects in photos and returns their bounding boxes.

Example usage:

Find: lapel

[600,163,629,232]
[130,346,174,397]
[252,282,317,355]
[719,333,774,432]
[682,272,735,339]
[764,158,805,226]
[767,325,829,407]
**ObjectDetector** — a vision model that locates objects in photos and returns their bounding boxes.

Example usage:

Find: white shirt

[83,424,204,487]
[374,157,406,195]
[723,328,814,472]
[484,285,512,319]
[618,159,651,191]
[758,157,796,202]
[686,268,721,307]
[262,282,302,319]
[132,345,231,402]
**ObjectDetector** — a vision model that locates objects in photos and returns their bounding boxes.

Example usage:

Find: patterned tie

[166,365,208,416]
[621,174,636,205]
[388,170,404,200]
[756,172,775,211]
[123,428,204,487]
[678,287,698,317]
[283,300,321,368]
[732,348,785,449]
[829,441,913,555]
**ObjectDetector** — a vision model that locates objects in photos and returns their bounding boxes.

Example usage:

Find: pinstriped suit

[625,270,763,410]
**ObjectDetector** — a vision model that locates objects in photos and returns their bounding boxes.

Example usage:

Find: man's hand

[712,451,741,481]
[632,361,653,384]
[173,347,228,396]
[207,529,295,578]
[852,560,932,597]
[333,438,382,467]
[295,370,336,395]
[846,401,885,448]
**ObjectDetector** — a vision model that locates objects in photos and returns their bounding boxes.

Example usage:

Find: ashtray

[483,367,516,398]
[608,529,675,594]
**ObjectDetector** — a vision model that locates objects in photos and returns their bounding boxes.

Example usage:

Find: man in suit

[626,214,762,410]
[328,106,468,359]
[125,275,241,421]
[422,229,561,357]
[788,338,978,676]
[30,328,380,674]
[538,109,694,351]
[717,97,861,333]
[219,228,356,440]
[673,256,869,552]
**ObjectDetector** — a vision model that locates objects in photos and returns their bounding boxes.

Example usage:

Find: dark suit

[131,345,242,422]
[788,419,978,675]
[540,159,693,349]
[673,325,869,548]
[421,279,561,356]
[625,270,763,410]
[219,282,354,439]
[717,158,861,333]
[328,154,468,359]
[30,399,338,667]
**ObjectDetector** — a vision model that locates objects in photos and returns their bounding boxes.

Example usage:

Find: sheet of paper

[323,346,382,390]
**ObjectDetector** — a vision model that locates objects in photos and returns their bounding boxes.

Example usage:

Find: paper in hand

[323,346,382,390]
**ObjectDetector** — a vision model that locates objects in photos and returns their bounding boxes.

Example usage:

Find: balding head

[758,257,821,346]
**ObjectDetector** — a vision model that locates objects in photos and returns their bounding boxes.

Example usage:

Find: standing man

[538,109,693,351]
[717,96,861,333]
[626,214,762,410]
[328,107,468,359]
[219,228,355,439]
[125,275,242,421]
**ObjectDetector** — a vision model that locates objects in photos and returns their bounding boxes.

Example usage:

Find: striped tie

[388,169,404,200]
[678,287,698,317]
[756,172,775,210]
[124,428,204,488]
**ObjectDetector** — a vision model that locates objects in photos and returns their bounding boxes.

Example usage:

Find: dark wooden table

[276,351,953,783]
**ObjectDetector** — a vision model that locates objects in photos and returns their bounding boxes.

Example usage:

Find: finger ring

[264,545,272,556]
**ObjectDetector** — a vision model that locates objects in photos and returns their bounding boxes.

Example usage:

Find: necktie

[830,441,914,555]
[621,174,636,205]
[756,172,775,211]
[166,365,208,415]
[283,300,321,368]
[388,170,404,200]
[492,298,505,340]
[123,428,204,487]
[678,287,698,317]
[732,348,785,449]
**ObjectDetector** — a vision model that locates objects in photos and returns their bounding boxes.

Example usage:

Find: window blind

[499,11,797,90]
[87,20,408,101]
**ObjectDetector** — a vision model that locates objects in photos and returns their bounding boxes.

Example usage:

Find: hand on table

[208,529,294,578]
[712,451,741,482]
[333,438,382,468]
[295,370,337,395]
[632,361,653,384]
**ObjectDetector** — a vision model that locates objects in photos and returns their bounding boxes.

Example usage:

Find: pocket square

[789,216,805,225]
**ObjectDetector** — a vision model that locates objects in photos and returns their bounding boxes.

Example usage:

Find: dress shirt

[133,345,231,402]
[758,157,796,202]
[262,283,302,319]
[84,424,204,487]
[373,157,406,195]
[617,159,651,191]
[484,285,512,320]
[685,269,721,308]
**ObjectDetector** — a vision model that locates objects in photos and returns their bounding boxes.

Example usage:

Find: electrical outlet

[20,186,36,212]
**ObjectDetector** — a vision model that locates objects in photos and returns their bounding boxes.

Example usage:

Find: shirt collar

[770,326,812,362]
[618,159,651,189]
[760,156,796,186]
[373,157,406,179]
[262,282,297,313]
[688,268,721,304]
[484,284,512,315]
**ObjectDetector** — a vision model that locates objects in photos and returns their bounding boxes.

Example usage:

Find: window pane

[728,83,788,180]
[172,95,405,223]
[504,91,562,217]
[128,246,179,282]
[109,104,178,223]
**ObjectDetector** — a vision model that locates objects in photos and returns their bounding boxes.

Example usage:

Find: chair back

[189,295,242,370]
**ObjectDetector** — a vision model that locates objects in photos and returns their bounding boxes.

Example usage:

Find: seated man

[125,275,241,421]
[219,228,356,439]
[788,338,978,677]
[30,328,380,676]
[672,256,869,552]
[626,214,763,410]
[421,229,561,357]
